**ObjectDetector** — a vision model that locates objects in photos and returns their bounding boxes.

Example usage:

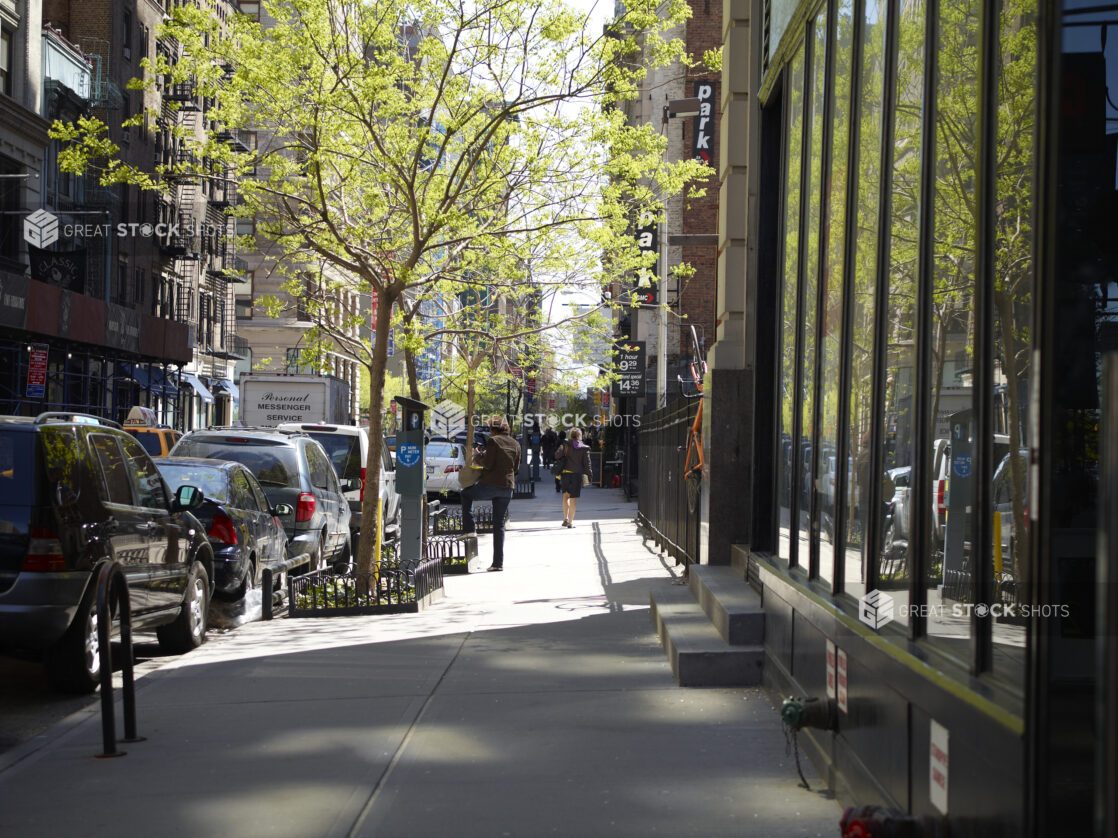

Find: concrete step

[689,565,765,646]
[650,580,763,687]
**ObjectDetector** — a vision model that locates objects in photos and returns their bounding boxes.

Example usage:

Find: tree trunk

[995,288,1030,601]
[466,374,476,452]
[356,287,396,578]
[404,337,420,400]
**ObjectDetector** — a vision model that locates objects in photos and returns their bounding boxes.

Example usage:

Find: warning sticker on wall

[930,719,949,814]
[826,639,836,700]
[837,649,848,714]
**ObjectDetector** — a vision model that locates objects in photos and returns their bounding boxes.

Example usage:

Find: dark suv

[0,413,214,693]
[170,428,351,571]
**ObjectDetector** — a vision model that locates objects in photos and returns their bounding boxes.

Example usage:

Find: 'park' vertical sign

[692,81,717,164]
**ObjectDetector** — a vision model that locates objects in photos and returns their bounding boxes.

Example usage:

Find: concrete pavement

[0,484,840,837]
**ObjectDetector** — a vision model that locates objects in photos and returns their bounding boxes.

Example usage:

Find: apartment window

[0,29,11,96]
[239,2,261,20]
[116,258,130,305]
[235,296,253,319]
[122,11,133,61]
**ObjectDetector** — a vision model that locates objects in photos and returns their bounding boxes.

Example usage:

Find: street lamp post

[656,97,702,407]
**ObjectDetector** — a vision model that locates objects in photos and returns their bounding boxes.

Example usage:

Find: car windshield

[127,430,163,456]
[427,442,459,459]
[173,439,301,488]
[155,463,230,502]
[305,433,361,482]
[0,429,37,505]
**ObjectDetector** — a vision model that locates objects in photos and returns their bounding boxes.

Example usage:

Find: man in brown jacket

[461,415,521,571]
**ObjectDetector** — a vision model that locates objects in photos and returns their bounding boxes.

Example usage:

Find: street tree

[52,0,712,575]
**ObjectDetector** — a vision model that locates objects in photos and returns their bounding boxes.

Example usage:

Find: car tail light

[360,467,366,501]
[296,492,316,522]
[935,479,946,515]
[24,527,66,571]
[207,511,238,545]
[444,465,461,474]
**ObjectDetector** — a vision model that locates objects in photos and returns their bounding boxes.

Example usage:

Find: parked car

[882,466,912,562]
[154,457,290,600]
[0,412,213,693]
[992,449,1030,577]
[425,440,467,495]
[276,423,401,547]
[932,434,1011,552]
[170,428,351,572]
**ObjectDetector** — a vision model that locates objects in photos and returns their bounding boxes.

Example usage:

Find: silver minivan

[277,424,400,546]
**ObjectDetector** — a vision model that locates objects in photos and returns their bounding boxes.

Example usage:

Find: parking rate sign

[613,341,646,397]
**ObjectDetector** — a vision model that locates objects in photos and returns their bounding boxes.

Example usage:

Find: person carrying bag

[460,416,520,571]
[556,428,592,528]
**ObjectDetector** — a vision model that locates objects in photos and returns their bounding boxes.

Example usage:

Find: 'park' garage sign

[692,81,717,164]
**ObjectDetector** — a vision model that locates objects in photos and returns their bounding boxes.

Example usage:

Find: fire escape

[157,35,247,377]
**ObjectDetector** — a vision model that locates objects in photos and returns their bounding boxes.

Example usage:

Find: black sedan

[154,457,290,600]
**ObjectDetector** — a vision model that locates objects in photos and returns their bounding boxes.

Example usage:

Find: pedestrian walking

[529,423,542,479]
[555,428,592,528]
[461,415,521,572]
[541,427,558,467]
[554,430,567,493]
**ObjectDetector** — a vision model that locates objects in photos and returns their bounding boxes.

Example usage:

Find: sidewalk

[0,485,840,838]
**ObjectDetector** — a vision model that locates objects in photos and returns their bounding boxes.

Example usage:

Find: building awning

[211,378,238,406]
[129,364,152,389]
[152,368,179,398]
[180,373,214,405]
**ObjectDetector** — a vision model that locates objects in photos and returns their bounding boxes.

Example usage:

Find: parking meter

[394,396,429,567]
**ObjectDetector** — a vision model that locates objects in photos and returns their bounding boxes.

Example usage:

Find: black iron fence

[637,397,701,568]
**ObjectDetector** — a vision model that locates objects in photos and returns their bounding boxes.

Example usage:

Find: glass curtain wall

[798,10,827,574]
[987,0,1035,689]
[875,0,927,625]
[768,0,1036,691]
[843,0,889,600]
[779,48,806,565]
[925,0,981,654]
[818,0,855,586]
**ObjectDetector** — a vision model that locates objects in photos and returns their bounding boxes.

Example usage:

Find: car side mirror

[174,484,205,511]
[272,503,293,516]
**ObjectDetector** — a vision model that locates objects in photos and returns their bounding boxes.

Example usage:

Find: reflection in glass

[877,0,926,624]
[798,12,827,572]
[819,0,855,586]
[843,0,889,599]
[989,0,1035,686]
[925,0,980,655]
[779,48,806,564]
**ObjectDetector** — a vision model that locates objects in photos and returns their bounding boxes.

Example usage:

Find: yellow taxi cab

[123,406,182,457]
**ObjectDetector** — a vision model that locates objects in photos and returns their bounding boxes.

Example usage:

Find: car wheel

[45,583,104,694]
[157,561,210,654]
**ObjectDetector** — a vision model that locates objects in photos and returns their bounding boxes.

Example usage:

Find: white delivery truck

[238,373,351,428]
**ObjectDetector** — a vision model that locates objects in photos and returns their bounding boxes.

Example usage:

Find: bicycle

[678,325,708,513]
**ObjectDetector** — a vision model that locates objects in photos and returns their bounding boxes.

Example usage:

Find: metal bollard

[261,552,311,620]
[94,561,142,758]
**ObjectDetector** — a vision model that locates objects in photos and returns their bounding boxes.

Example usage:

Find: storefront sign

[692,81,717,164]
[26,344,48,399]
[633,219,658,305]
[0,275,28,329]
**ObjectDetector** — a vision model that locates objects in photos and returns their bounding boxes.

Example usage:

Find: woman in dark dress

[555,428,592,528]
